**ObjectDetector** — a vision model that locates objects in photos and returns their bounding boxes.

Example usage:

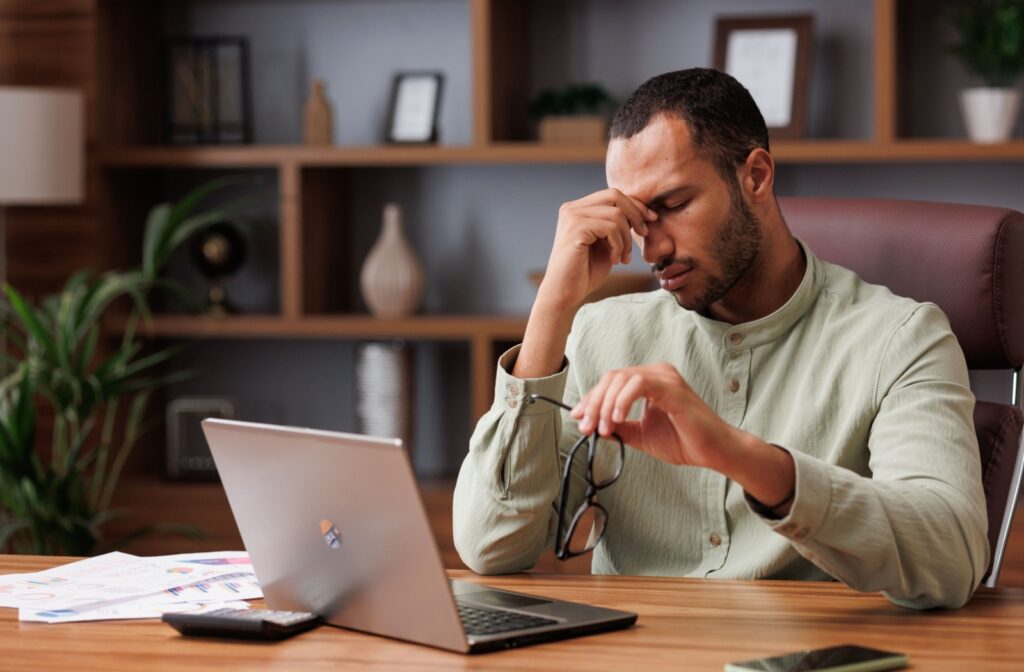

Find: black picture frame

[385,71,444,144]
[162,36,253,145]
[712,15,813,139]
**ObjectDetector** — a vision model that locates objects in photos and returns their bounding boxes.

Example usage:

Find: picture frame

[163,36,253,144]
[386,71,444,144]
[712,15,813,139]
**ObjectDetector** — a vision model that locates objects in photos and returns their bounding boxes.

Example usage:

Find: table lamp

[0,86,84,284]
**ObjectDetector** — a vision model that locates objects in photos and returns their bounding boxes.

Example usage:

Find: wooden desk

[2,555,1022,671]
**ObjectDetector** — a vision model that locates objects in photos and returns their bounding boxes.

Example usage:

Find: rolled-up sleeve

[453,343,586,574]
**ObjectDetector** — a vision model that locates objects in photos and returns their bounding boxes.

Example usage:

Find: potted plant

[529,83,618,145]
[949,0,1024,143]
[0,178,254,555]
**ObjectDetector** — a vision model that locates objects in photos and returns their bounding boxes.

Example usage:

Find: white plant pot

[959,87,1021,144]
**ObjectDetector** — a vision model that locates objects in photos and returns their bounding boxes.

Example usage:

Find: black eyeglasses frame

[526,394,625,560]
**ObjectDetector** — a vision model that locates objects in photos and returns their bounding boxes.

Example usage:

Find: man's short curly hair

[609,68,769,186]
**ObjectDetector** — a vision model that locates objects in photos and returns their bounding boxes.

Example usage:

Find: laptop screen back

[202,419,467,652]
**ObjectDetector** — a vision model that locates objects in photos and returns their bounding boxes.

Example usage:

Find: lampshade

[0,86,84,205]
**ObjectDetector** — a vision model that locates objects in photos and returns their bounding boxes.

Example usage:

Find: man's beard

[656,186,763,313]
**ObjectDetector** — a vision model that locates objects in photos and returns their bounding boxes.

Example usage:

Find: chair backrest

[779,197,1024,587]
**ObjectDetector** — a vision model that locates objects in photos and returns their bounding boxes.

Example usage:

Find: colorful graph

[182,557,250,566]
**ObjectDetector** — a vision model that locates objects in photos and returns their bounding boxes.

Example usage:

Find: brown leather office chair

[780,197,1024,588]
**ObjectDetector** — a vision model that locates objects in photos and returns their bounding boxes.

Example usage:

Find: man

[453,68,988,609]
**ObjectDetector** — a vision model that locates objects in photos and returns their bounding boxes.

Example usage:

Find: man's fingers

[598,372,630,436]
[612,374,646,423]
[578,373,615,435]
[576,205,634,264]
[577,188,652,237]
[579,216,631,265]
[609,189,654,236]
[628,194,659,223]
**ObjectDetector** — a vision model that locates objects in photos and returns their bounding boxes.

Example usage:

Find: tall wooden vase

[359,203,425,317]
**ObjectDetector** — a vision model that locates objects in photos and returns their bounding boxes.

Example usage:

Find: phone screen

[727,644,908,672]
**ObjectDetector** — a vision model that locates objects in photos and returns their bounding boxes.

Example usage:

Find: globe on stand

[190,221,247,317]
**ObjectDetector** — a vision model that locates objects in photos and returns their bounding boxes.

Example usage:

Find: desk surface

[1,555,1022,671]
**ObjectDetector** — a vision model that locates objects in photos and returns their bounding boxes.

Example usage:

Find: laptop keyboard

[457,603,559,636]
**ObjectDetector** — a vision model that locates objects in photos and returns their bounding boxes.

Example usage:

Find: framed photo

[163,37,253,144]
[386,72,444,144]
[713,15,813,139]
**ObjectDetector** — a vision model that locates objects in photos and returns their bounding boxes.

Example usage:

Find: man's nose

[641,226,673,265]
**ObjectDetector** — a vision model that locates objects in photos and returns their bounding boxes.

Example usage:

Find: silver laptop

[202,418,637,653]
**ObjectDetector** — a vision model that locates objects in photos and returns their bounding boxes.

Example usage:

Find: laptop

[202,418,637,653]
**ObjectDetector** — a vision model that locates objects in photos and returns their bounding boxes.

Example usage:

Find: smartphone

[725,644,908,672]
[163,607,322,641]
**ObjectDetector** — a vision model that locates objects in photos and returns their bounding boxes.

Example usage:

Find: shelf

[96,140,1024,169]
[106,314,529,341]
[773,139,1024,162]
[97,144,608,168]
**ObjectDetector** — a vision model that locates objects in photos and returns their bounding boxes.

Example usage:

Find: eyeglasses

[527,394,625,560]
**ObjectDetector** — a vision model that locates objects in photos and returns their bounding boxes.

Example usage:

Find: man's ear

[741,148,774,204]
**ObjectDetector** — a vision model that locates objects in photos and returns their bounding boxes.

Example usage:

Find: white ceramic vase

[959,87,1021,144]
[359,203,425,317]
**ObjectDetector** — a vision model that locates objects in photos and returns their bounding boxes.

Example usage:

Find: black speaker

[166,397,236,480]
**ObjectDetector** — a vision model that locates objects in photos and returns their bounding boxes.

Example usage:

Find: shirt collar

[689,239,822,351]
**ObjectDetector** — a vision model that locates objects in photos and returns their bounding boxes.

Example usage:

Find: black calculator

[162,607,322,641]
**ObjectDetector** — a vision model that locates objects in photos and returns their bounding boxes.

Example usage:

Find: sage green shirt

[453,241,989,609]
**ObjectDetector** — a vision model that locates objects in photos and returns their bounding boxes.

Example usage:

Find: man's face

[606,114,762,314]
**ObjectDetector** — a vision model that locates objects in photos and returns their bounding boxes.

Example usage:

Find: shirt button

[728,379,740,393]
[728,333,743,345]
[506,383,520,397]
[507,397,519,410]
[709,533,722,547]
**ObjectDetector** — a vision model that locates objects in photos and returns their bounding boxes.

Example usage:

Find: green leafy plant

[0,177,255,555]
[528,82,618,119]
[949,0,1024,87]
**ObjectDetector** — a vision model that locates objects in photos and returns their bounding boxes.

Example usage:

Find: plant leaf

[2,284,59,364]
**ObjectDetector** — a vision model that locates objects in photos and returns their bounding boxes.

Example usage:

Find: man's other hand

[570,363,796,510]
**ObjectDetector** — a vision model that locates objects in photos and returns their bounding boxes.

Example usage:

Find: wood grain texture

[485,0,530,142]
[300,167,353,313]
[873,0,897,142]
[0,0,98,299]
[95,0,161,145]
[470,0,491,146]
[1,554,1023,671]
[277,162,303,319]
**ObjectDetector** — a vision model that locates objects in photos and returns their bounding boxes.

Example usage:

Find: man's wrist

[513,299,578,379]
[716,430,796,511]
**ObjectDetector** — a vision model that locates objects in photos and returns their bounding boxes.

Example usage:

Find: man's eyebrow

[647,185,692,208]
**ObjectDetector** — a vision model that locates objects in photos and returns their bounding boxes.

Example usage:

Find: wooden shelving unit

[90,0,1024,441]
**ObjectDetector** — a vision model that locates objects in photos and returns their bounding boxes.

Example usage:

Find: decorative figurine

[303,78,333,145]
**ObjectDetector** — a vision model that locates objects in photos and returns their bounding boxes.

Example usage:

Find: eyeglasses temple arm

[526,393,574,413]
